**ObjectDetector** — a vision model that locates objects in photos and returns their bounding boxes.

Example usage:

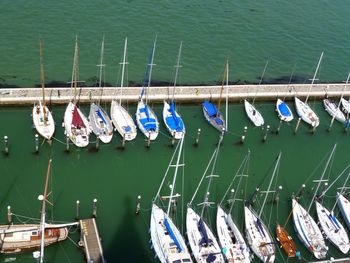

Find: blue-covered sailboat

[135,37,159,141]
[276,98,293,122]
[163,42,185,139]
[202,60,228,132]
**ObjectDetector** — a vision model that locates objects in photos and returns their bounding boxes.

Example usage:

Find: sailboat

[150,138,192,263]
[135,37,159,140]
[244,61,267,127]
[32,40,55,140]
[163,41,186,139]
[323,99,346,123]
[337,193,350,230]
[110,37,137,141]
[186,135,225,263]
[276,99,293,122]
[244,153,280,263]
[216,152,250,263]
[64,37,91,147]
[294,52,323,128]
[88,36,114,144]
[202,60,227,132]
[0,160,78,255]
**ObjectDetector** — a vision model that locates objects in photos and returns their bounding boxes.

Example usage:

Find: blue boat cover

[214,117,223,125]
[327,213,340,230]
[96,110,107,124]
[256,218,266,238]
[203,101,218,117]
[123,126,132,132]
[140,117,157,131]
[164,218,182,252]
[278,101,292,117]
[198,218,213,247]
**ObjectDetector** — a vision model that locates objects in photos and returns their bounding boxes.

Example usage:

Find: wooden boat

[186,136,224,263]
[276,99,293,122]
[64,37,91,147]
[150,138,192,263]
[32,40,55,140]
[216,152,250,263]
[276,224,296,257]
[135,37,159,140]
[295,52,323,128]
[88,37,113,144]
[0,160,77,256]
[202,60,228,132]
[110,38,137,141]
[163,42,185,139]
[323,98,346,123]
[244,99,264,127]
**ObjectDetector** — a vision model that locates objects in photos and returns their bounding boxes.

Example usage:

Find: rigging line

[252,60,269,105]
[305,51,324,104]
[282,63,297,101]
[146,35,157,105]
[200,133,223,217]
[119,37,128,105]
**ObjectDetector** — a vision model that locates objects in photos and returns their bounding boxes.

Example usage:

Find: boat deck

[80,218,105,263]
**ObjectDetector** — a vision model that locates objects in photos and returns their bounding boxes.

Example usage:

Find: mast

[146,36,157,105]
[259,152,281,218]
[307,143,336,212]
[71,37,79,105]
[39,39,47,125]
[171,41,183,102]
[225,59,229,130]
[97,35,105,105]
[305,52,324,104]
[252,60,268,105]
[119,37,128,105]
[217,60,228,117]
[39,159,52,263]
[166,137,185,216]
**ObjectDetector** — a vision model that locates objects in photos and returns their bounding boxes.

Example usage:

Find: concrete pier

[0,83,349,105]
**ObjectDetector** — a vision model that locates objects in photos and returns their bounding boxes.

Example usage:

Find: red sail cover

[72,106,85,128]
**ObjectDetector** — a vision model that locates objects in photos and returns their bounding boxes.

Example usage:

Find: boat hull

[202,101,226,132]
[244,206,275,263]
[64,102,90,148]
[110,100,137,141]
[216,206,250,263]
[163,101,185,139]
[186,206,224,263]
[150,204,192,263]
[276,224,296,257]
[135,100,159,140]
[244,100,264,127]
[32,102,55,140]
[337,192,350,231]
[294,97,319,127]
[89,102,113,143]
[0,224,68,254]
[323,99,347,123]
[292,199,327,259]
[340,98,350,115]
[276,99,293,122]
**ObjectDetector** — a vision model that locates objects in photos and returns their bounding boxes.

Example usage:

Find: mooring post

[263,125,270,142]
[294,117,301,134]
[147,133,151,148]
[122,134,126,149]
[311,125,316,134]
[171,133,175,147]
[276,120,282,134]
[76,200,80,220]
[328,117,335,132]
[195,128,201,146]
[3,135,9,155]
[96,134,100,150]
[66,134,70,152]
[7,206,12,224]
[136,195,141,215]
[35,134,39,153]
[241,126,247,144]
[274,185,283,203]
[92,198,97,218]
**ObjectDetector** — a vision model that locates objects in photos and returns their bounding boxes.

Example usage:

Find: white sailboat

[64,37,91,147]
[244,153,280,263]
[323,98,346,124]
[294,52,323,128]
[88,36,113,144]
[216,152,250,263]
[110,37,137,141]
[150,138,192,263]
[202,60,228,132]
[135,37,159,140]
[32,40,55,140]
[163,41,185,139]
[186,135,224,263]
[0,160,78,255]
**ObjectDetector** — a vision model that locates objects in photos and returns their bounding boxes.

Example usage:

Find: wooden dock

[80,218,105,263]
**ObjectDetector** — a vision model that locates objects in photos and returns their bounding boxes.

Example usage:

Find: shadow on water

[105,196,150,262]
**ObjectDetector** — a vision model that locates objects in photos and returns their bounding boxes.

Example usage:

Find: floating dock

[0,83,350,105]
[80,218,105,263]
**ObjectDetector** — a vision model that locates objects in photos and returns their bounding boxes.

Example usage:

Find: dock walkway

[80,218,105,263]
[0,83,350,105]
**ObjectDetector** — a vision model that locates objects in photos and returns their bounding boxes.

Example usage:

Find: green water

[0,100,349,262]
[1,1,350,88]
